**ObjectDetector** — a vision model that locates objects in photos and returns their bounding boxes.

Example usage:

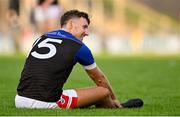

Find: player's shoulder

[44,30,83,44]
[79,44,90,52]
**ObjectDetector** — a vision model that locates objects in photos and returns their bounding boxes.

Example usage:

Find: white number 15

[31,38,62,59]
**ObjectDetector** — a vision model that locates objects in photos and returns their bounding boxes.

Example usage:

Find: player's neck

[61,28,82,41]
[61,28,72,36]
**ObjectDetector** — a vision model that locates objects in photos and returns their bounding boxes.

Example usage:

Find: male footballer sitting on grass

[15,9,143,109]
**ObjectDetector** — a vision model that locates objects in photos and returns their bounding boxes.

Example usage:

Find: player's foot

[121,98,143,108]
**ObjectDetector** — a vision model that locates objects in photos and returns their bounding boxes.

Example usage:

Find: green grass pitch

[0,54,179,116]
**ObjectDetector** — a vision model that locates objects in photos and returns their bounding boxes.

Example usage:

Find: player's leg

[75,86,144,108]
[56,86,143,109]
[75,86,119,108]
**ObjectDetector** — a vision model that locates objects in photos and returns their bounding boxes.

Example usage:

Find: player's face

[71,17,89,41]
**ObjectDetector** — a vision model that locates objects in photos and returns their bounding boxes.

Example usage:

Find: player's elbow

[96,76,108,87]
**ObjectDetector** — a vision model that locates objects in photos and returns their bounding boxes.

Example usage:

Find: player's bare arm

[85,66,122,107]
[86,66,116,99]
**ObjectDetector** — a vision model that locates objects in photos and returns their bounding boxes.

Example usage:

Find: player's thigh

[75,86,110,107]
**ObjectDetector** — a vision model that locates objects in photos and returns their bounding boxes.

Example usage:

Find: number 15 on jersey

[31,38,62,59]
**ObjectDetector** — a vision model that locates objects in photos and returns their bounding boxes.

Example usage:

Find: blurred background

[0,0,179,55]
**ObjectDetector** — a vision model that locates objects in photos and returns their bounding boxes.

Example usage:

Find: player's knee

[98,86,110,97]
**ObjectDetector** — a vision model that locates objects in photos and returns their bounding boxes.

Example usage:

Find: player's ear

[69,19,74,29]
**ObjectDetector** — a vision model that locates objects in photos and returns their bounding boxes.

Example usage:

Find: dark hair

[60,9,90,27]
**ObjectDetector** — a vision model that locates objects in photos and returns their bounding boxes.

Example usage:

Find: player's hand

[113,99,122,108]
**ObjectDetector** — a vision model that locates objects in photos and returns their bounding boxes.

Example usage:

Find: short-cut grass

[0,54,179,116]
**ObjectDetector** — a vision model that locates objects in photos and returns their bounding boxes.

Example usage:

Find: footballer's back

[17,30,83,102]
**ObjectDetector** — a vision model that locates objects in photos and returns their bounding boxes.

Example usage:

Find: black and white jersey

[17,30,96,102]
